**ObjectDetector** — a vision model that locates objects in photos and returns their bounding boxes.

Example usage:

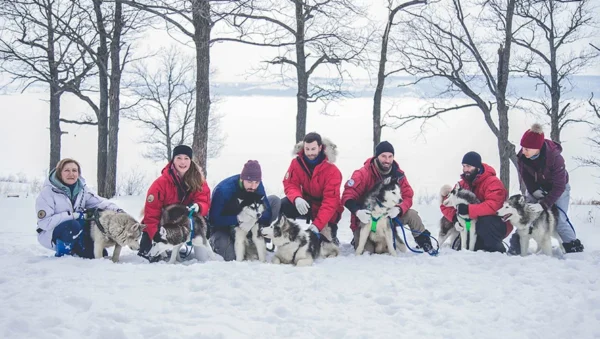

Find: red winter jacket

[283,139,343,230]
[440,163,512,235]
[142,163,211,238]
[341,157,414,231]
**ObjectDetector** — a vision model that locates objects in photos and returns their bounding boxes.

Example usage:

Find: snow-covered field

[1,196,598,339]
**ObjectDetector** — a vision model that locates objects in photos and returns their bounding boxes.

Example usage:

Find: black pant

[473,216,507,253]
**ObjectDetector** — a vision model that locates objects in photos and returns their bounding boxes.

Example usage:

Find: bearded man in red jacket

[440,151,512,253]
[282,132,344,245]
[341,141,435,254]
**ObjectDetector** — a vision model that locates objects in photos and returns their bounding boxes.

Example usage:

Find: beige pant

[352,209,425,251]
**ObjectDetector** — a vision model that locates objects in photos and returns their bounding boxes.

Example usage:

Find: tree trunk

[106,0,123,198]
[49,85,62,171]
[373,12,393,153]
[294,1,307,143]
[94,0,109,196]
[191,0,211,173]
[46,1,61,171]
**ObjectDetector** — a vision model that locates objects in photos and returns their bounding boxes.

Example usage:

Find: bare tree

[391,0,518,188]
[513,0,598,142]
[575,93,600,169]
[0,0,95,170]
[56,0,143,197]
[122,0,236,172]
[125,46,224,163]
[220,0,370,142]
[372,0,428,151]
[117,168,147,196]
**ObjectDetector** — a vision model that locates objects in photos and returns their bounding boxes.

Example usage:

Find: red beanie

[241,160,262,182]
[520,123,545,149]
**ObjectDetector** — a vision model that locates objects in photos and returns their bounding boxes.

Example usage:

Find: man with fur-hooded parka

[282,132,344,243]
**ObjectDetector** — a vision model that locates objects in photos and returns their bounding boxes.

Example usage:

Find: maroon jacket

[517,140,569,209]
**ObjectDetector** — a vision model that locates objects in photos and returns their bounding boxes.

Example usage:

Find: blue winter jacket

[209,174,272,228]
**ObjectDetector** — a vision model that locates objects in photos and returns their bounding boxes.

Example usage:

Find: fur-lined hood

[292,138,338,163]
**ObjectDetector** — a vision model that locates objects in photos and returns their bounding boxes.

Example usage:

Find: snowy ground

[1,196,599,339]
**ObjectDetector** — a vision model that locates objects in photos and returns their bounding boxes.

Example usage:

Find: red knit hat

[520,123,545,149]
[241,160,262,182]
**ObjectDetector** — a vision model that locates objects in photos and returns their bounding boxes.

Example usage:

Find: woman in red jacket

[138,145,211,261]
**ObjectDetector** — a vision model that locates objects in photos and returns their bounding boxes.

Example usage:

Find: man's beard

[376,159,392,173]
[463,168,479,182]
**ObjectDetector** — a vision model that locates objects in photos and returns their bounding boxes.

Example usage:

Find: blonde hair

[55,158,81,185]
[182,159,205,192]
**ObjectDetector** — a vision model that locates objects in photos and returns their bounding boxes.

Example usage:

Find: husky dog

[355,177,407,256]
[148,204,212,264]
[260,215,339,266]
[440,184,480,251]
[234,194,268,262]
[497,194,564,257]
[88,209,146,263]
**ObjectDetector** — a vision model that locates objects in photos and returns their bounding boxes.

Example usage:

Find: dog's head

[238,194,265,221]
[375,177,403,209]
[123,221,146,251]
[497,194,528,223]
[441,183,476,207]
[260,215,301,246]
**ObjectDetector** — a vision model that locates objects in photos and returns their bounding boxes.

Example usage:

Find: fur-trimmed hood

[292,138,338,163]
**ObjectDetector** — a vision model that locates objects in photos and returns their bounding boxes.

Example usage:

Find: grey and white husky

[440,184,480,251]
[260,215,339,266]
[148,204,212,264]
[234,194,268,262]
[355,177,407,256]
[88,209,146,263]
[497,194,564,257]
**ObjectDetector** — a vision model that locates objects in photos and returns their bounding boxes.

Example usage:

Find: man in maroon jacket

[341,141,434,254]
[282,132,344,245]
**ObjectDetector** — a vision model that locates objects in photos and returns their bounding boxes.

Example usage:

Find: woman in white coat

[35,158,122,258]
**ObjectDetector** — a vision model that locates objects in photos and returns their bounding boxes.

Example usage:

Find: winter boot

[415,230,436,255]
[507,233,521,256]
[55,239,74,257]
[563,239,584,253]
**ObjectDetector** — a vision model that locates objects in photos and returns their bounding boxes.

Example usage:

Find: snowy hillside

[1,196,598,339]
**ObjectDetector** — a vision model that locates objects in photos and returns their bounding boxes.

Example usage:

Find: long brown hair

[55,158,81,185]
[182,159,205,192]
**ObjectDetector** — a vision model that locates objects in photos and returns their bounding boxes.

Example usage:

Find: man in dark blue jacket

[209,160,281,261]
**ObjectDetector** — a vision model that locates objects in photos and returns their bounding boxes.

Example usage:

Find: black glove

[137,232,160,263]
[457,203,469,216]
[414,230,433,253]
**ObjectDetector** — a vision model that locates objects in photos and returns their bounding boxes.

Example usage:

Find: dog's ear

[518,195,525,205]
[159,226,167,239]
[139,223,147,230]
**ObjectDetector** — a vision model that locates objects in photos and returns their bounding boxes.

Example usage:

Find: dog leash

[392,217,439,256]
[555,206,576,236]
[180,208,196,259]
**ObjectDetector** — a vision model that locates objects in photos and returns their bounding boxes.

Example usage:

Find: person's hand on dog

[388,206,401,219]
[356,209,371,224]
[188,203,200,214]
[295,197,310,215]
[308,224,320,235]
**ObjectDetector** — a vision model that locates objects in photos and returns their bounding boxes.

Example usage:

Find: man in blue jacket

[209,160,281,261]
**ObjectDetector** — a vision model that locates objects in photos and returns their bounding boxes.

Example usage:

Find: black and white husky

[234,194,268,262]
[497,194,564,257]
[440,184,480,251]
[355,177,407,256]
[88,209,146,263]
[260,215,339,266]
[148,204,212,264]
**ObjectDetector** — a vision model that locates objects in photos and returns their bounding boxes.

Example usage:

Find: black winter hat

[462,151,482,169]
[172,145,193,160]
[375,141,395,157]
